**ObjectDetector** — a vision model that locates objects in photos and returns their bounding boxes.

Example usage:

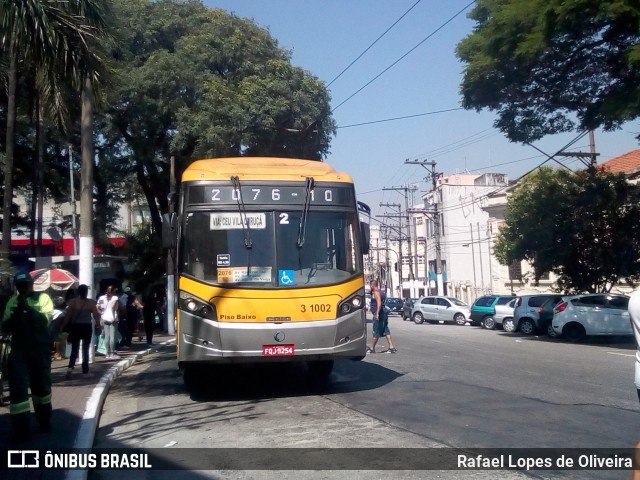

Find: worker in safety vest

[1,271,54,442]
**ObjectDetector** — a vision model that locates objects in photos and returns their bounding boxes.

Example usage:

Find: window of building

[508,261,522,281]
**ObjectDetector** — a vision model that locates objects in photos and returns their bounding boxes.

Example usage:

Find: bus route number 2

[301,304,332,313]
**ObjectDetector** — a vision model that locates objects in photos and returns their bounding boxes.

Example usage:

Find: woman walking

[64,285,100,378]
[97,286,119,359]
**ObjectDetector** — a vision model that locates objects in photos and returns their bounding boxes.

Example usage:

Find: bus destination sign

[187,185,354,207]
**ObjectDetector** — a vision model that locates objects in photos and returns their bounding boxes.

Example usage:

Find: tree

[493,167,640,292]
[101,0,336,235]
[456,0,640,143]
[0,0,106,263]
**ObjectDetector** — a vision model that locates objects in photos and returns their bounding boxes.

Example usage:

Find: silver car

[511,294,565,334]
[411,296,471,325]
[551,294,631,342]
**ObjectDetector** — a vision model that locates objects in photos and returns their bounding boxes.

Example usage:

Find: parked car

[385,297,404,315]
[551,293,631,342]
[536,296,568,338]
[402,298,419,320]
[411,296,471,325]
[510,294,565,334]
[469,295,516,329]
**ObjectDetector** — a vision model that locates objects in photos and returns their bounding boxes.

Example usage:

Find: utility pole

[469,223,477,295]
[68,145,77,255]
[410,189,420,297]
[405,160,443,295]
[477,222,484,291]
[382,188,418,297]
[380,202,400,297]
[558,129,599,170]
[166,155,176,336]
[380,224,393,296]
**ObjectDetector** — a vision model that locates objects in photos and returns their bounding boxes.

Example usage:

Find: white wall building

[421,173,510,305]
[366,218,428,300]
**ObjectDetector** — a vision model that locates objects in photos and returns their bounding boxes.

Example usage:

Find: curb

[65,338,175,480]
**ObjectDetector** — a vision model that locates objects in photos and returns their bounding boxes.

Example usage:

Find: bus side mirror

[162,213,178,249]
[360,222,370,255]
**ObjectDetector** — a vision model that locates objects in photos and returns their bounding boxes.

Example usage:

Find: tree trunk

[79,76,95,294]
[37,101,46,256]
[30,101,38,257]
[1,35,17,262]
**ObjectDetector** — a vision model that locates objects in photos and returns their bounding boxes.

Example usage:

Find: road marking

[606,351,635,357]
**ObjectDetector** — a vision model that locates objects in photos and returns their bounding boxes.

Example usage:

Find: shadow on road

[109,346,403,402]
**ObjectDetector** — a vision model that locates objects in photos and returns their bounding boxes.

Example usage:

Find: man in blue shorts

[366,280,397,354]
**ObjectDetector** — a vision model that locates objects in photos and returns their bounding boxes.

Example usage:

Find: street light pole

[477,222,484,291]
[469,223,477,295]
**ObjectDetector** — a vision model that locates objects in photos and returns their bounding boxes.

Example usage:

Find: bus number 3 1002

[300,304,332,313]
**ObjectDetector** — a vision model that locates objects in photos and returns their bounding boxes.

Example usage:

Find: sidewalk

[0,333,175,480]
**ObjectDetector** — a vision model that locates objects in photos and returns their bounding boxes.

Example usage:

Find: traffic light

[394,262,398,272]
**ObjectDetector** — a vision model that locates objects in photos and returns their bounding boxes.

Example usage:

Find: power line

[332,0,476,112]
[430,131,595,214]
[337,107,463,129]
[327,0,423,88]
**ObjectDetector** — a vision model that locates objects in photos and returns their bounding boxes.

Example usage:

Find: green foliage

[456,0,640,142]
[494,167,640,292]
[1,0,336,277]
[102,0,336,236]
[121,224,165,294]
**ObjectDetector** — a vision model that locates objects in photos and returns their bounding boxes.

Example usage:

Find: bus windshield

[180,209,362,288]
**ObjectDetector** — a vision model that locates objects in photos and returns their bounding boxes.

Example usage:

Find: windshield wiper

[231,176,253,279]
[231,176,252,249]
[297,177,315,248]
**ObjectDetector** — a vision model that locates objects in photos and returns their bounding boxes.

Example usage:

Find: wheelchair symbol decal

[279,270,295,286]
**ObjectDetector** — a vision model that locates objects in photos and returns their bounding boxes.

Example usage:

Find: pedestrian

[0,272,55,442]
[366,279,397,354]
[64,284,100,379]
[97,286,120,359]
[117,287,130,348]
[125,291,142,347]
[51,296,68,361]
[629,289,640,404]
[142,289,157,347]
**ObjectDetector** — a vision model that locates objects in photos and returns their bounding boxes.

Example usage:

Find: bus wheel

[308,360,334,380]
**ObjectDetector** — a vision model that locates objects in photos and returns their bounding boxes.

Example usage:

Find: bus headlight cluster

[337,293,364,318]
[179,292,217,320]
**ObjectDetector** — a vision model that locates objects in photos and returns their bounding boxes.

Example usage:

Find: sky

[203,0,640,221]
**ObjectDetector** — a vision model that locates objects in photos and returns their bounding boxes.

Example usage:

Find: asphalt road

[90,314,639,480]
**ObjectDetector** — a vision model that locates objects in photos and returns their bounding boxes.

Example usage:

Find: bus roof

[182,157,354,183]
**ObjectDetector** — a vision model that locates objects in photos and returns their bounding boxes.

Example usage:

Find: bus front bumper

[178,310,366,365]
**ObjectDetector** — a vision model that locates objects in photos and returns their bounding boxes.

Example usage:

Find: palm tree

[0,0,106,267]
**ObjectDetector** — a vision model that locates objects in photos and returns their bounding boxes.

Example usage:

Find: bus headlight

[179,291,217,320]
[337,291,364,318]
[186,299,198,312]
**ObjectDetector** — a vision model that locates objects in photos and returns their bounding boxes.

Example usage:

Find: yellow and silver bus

[163,157,371,385]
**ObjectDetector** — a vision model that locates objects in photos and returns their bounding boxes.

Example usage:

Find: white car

[410,296,471,325]
[551,293,631,342]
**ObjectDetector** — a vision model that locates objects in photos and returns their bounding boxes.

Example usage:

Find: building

[480,149,640,297]
[421,173,510,305]
[6,190,150,288]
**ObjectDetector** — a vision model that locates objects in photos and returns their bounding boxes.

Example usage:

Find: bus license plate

[262,345,294,356]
